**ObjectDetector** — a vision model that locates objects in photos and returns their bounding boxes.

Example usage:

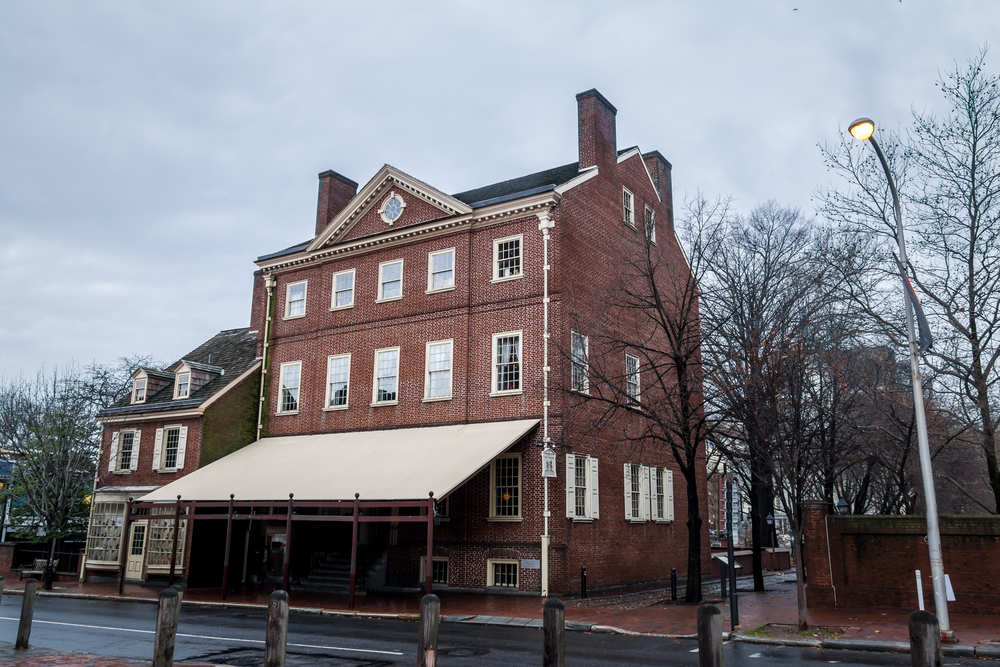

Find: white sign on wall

[541,448,557,478]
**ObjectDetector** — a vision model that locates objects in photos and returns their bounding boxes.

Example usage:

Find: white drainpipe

[255,274,275,441]
[537,210,555,596]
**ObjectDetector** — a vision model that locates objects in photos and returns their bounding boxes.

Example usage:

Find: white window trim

[491,234,525,283]
[284,279,308,320]
[153,424,187,472]
[418,556,449,584]
[571,331,589,394]
[488,453,522,521]
[623,188,635,227]
[645,206,657,244]
[490,330,523,397]
[566,453,599,521]
[173,372,190,400]
[654,467,675,523]
[371,346,401,407]
[277,361,302,415]
[625,353,641,404]
[426,248,457,294]
[376,259,404,303]
[323,353,351,411]
[111,429,141,473]
[486,558,519,588]
[625,462,646,522]
[131,378,146,404]
[423,339,453,402]
[330,268,356,311]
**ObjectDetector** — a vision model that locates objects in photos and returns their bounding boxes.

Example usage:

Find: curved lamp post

[848,118,951,637]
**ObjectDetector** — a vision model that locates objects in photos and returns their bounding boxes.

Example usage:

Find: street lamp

[836,497,850,516]
[848,117,951,637]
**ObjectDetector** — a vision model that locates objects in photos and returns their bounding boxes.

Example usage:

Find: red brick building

[110,89,709,596]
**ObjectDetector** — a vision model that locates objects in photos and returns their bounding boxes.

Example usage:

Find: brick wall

[97,417,204,490]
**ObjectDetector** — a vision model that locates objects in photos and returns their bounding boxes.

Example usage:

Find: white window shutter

[176,426,188,469]
[108,432,120,472]
[590,456,599,519]
[666,469,675,522]
[623,463,632,520]
[565,454,576,519]
[641,466,651,521]
[131,430,141,471]
[152,428,163,471]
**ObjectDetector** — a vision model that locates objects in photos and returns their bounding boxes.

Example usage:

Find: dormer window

[132,379,146,404]
[176,374,190,399]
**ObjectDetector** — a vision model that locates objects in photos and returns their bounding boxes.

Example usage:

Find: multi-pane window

[489,560,519,588]
[626,353,640,403]
[379,260,403,300]
[645,206,656,243]
[130,524,146,556]
[332,269,355,309]
[279,362,301,413]
[575,455,588,517]
[326,354,351,408]
[491,455,521,518]
[286,281,307,317]
[630,464,642,520]
[146,505,186,568]
[655,467,666,520]
[623,188,634,226]
[571,331,589,392]
[493,332,521,393]
[425,341,453,399]
[163,428,180,469]
[374,348,400,403]
[176,374,190,399]
[420,556,449,584]
[118,431,135,471]
[566,454,599,520]
[133,379,146,403]
[86,501,126,562]
[493,235,522,280]
[428,249,455,291]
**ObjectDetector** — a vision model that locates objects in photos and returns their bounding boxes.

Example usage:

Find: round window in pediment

[379,192,406,225]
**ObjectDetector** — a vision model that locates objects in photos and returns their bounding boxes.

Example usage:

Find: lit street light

[848,117,951,637]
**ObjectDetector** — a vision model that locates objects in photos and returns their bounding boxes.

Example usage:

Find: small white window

[489,454,521,520]
[372,347,400,405]
[571,331,589,393]
[285,280,307,318]
[491,331,522,395]
[110,429,141,472]
[645,206,656,244]
[487,559,519,588]
[175,374,190,399]
[378,260,403,302]
[152,425,187,471]
[331,269,355,310]
[325,354,351,409]
[424,340,453,400]
[132,379,146,403]
[566,454,600,520]
[623,188,634,227]
[492,235,523,281]
[427,249,455,292]
[418,556,449,584]
[654,467,675,522]
[278,361,302,414]
[625,353,640,403]
[625,463,646,521]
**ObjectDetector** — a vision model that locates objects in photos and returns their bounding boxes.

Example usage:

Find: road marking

[690,648,699,653]
[0,617,404,656]
[750,652,763,658]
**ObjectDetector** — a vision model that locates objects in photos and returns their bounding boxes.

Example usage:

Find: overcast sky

[1,1,998,377]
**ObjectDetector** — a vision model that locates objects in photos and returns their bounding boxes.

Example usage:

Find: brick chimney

[643,150,674,227]
[576,89,617,171]
[315,170,359,237]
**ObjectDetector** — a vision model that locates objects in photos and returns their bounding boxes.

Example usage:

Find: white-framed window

[285,280,307,319]
[623,188,635,227]
[372,347,400,405]
[653,466,675,522]
[278,361,302,414]
[86,501,126,563]
[152,425,187,471]
[645,206,656,244]
[174,373,190,399]
[491,331,522,395]
[331,269,355,310]
[132,379,146,404]
[418,556,449,584]
[424,340,453,400]
[377,260,403,301]
[487,559,519,588]
[325,354,351,409]
[566,454,600,520]
[146,505,187,570]
[109,429,141,473]
[625,353,640,403]
[571,331,589,393]
[489,453,521,520]
[492,235,523,281]
[427,248,455,292]
[625,463,650,522]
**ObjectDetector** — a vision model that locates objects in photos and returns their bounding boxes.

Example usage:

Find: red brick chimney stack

[315,170,359,237]
[576,89,617,171]
[643,150,674,227]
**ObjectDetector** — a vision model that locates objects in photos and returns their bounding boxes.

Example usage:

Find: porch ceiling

[139,419,539,503]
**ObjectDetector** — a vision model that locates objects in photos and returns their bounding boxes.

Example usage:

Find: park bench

[19,558,47,580]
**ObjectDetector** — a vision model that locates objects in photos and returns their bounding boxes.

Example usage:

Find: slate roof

[99,328,260,419]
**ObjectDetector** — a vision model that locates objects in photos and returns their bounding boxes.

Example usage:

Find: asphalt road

[0,594,988,666]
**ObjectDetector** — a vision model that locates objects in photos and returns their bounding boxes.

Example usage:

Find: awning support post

[426,492,434,596]
[282,494,293,593]
[169,496,181,586]
[348,493,360,610]
[118,497,133,596]
[222,494,234,601]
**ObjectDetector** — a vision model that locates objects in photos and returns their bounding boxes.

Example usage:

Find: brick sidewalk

[0,642,214,667]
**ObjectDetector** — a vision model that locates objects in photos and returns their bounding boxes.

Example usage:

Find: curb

[730,633,822,648]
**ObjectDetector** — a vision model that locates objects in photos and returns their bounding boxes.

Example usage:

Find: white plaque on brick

[521,559,541,569]
[541,448,557,478]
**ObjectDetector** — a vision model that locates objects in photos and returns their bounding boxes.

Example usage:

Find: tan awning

[140,419,539,503]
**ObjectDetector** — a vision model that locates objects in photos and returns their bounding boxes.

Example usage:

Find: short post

[909,610,942,667]
[416,593,440,667]
[580,566,587,599]
[543,598,566,667]
[720,561,728,598]
[671,568,677,601]
[915,570,925,611]
[697,603,724,667]
[170,583,184,604]
[15,578,38,650]
[153,587,181,667]
[264,590,289,667]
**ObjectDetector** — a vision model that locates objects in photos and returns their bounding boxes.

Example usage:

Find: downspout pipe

[538,210,555,597]
[256,274,275,441]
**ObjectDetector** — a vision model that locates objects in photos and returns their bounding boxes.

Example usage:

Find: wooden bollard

[417,594,440,667]
[153,587,181,667]
[697,603,724,667]
[909,610,942,667]
[15,578,37,650]
[264,590,289,667]
[170,583,184,605]
[543,598,566,667]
